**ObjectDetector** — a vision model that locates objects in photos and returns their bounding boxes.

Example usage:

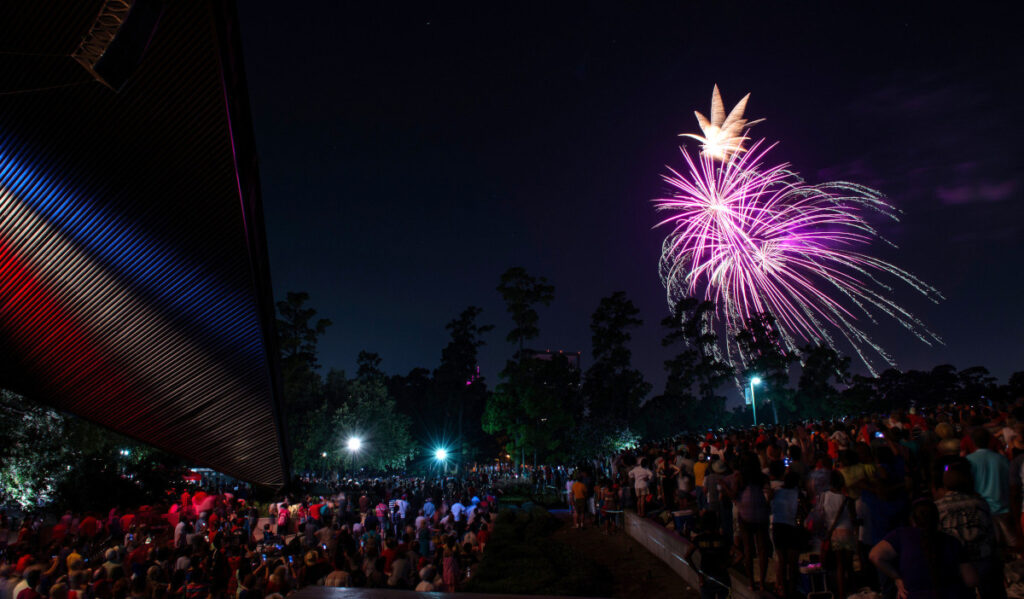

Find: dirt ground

[549,510,699,599]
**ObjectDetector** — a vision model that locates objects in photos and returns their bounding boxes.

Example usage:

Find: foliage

[0,389,182,512]
[569,420,640,460]
[795,344,851,419]
[735,313,797,424]
[275,292,331,470]
[332,362,416,471]
[495,267,554,352]
[433,307,493,465]
[0,390,69,509]
[487,270,581,464]
[464,507,611,596]
[485,354,582,465]
[639,298,732,437]
[582,291,651,425]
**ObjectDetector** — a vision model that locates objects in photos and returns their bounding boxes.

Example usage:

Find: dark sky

[237,1,1024,399]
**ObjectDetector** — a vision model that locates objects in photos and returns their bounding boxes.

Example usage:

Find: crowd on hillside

[0,477,500,599]
[574,401,1024,599]
[9,400,1024,599]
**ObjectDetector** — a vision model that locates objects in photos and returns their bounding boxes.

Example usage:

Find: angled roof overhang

[0,0,289,487]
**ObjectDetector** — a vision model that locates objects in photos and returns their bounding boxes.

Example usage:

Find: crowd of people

[569,401,1024,599]
[0,477,500,599]
[8,400,1024,599]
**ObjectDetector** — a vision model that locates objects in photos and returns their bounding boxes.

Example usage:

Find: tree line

[279,267,1024,472]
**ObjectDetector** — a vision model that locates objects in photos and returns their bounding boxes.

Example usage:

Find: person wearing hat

[703,458,734,543]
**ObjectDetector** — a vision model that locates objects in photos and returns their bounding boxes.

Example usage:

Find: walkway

[549,509,697,599]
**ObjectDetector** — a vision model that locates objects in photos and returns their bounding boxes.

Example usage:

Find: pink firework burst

[655,139,942,374]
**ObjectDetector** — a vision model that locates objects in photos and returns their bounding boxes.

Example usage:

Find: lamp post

[750,377,762,425]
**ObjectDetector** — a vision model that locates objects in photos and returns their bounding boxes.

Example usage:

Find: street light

[434,448,448,461]
[321,451,328,458]
[346,437,362,452]
[750,377,762,425]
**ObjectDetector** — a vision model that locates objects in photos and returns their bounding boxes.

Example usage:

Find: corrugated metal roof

[0,0,288,487]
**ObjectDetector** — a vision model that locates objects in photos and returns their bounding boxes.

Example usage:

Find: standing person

[684,512,732,599]
[275,502,289,536]
[630,459,654,518]
[571,476,588,529]
[817,470,857,599]
[703,459,734,545]
[736,458,771,591]
[870,500,978,599]
[599,478,619,534]
[659,453,681,511]
[693,452,711,508]
[450,498,466,541]
[770,471,802,597]
[967,428,1019,552]
[936,462,1003,599]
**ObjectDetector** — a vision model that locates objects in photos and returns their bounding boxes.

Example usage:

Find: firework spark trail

[656,131,942,375]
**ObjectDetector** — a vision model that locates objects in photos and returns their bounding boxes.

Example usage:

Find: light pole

[750,377,762,425]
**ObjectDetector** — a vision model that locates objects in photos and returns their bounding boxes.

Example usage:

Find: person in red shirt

[78,515,99,540]
[310,502,324,526]
[477,522,490,549]
[51,521,68,544]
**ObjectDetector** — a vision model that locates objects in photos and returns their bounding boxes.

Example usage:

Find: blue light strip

[0,137,265,357]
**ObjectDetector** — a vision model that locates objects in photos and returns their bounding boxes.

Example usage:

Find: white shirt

[451,502,465,522]
[174,555,191,572]
[630,466,653,490]
[818,490,854,532]
[174,521,186,546]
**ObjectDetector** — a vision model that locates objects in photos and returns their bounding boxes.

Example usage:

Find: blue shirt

[967,448,1009,515]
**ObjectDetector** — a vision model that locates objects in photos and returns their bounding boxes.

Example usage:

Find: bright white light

[751,377,762,385]
[680,85,763,161]
[321,452,328,458]
[346,437,362,451]
[434,448,448,461]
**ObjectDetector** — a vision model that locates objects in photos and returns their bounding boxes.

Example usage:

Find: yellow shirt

[66,550,83,570]
[571,481,587,500]
[694,461,710,487]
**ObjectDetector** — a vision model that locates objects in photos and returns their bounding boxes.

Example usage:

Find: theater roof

[0,0,289,486]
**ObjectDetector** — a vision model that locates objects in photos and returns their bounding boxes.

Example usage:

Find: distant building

[522,348,583,371]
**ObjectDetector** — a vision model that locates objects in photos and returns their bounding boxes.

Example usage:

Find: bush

[465,507,611,596]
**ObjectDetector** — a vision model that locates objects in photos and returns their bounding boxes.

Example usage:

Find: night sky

[237,1,1024,400]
